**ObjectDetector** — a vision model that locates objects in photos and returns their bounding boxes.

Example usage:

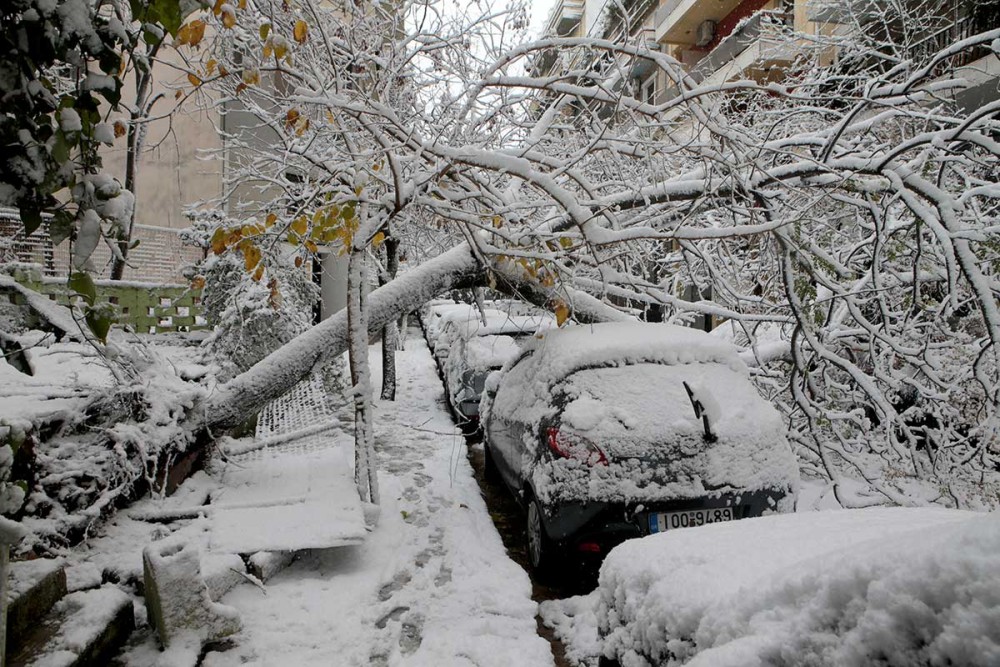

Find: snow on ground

[200,326,552,667]
[541,507,1000,666]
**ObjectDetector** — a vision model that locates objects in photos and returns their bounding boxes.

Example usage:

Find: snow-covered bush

[200,251,320,381]
[544,508,1000,667]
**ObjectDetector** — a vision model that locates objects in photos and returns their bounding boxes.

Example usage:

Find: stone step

[6,559,67,657]
[7,586,134,667]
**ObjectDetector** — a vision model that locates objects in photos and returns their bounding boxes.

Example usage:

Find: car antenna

[682,381,718,443]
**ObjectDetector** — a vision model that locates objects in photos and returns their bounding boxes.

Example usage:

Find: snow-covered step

[7,586,134,667]
[6,559,67,657]
[207,447,366,554]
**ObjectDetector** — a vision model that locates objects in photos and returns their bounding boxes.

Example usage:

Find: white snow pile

[542,507,1000,667]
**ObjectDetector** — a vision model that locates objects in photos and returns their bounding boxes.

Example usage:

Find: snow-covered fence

[3,265,210,334]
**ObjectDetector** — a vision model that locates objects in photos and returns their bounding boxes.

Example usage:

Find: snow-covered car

[432,308,506,370]
[433,310,553,374]
[544,507,1000,667]
[480,322,799,572]
[421,301,474,348]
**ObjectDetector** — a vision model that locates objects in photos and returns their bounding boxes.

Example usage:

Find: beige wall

[101,41,223,231]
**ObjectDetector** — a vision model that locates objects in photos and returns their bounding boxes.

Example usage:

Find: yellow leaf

[285,108,300,132]
[252,264,265,282]
[210,228,227,255]
[212,0,225,16]
[221,6,236,29]
[554,300,570,327]
[187,72,202,87]
[265,212,277,228]
[263,40,273,58]
[241,224,258,237]
[259,23,271,40]
[372,232,385,247]
[273,40,288,60]
[492,215,502,229]
[294,115,310,137]
[304,240,318,254]
[291,215,308,236]
[558,237,573,249]
[238,0,247,8]
[243,244,261,271]
[205,58,217,75]
[177,19,207,47]
[293,19,308,44]
[241,68,260,86]
[191,276,206,290]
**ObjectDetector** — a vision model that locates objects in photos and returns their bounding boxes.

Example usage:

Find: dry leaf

[554,300,570,327]
[177,19,206,47]
[187,72,202,87]
[293,20,308,44]
[113,120,127,138]
[221,6,236,29]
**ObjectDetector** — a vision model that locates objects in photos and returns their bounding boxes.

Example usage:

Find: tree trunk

[110,41,160,281]
[346,248,378,505]
[380,234,401,400]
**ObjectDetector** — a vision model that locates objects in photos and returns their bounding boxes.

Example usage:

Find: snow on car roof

[462,334,523,371]
[518,322,746,385]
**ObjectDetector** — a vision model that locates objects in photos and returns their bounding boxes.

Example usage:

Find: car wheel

[526,497,553,573]
[483,440,499,482]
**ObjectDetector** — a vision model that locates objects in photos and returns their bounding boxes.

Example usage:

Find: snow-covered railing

[3,265,210,334]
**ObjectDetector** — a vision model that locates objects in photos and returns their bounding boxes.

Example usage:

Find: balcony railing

[906,13,987,67]
[689,11,794,84]
[654,0,687,30]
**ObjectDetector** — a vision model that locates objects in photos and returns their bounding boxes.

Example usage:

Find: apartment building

[534,0,999,107]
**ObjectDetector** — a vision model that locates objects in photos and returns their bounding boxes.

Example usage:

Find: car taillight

[546,427,608,466]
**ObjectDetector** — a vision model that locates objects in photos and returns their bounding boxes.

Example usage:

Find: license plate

[648,507,735,533]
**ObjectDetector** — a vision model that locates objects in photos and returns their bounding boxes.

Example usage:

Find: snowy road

[203,327,553,667]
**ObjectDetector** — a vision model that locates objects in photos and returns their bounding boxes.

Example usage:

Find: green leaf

[21,208,43,236]
[85,310,114,343]
[152,0,184,36]
[68,272,97,306]
[50,211,74,245]
[52,131,70,164]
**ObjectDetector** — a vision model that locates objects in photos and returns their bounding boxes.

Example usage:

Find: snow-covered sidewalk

[202,327,553,666]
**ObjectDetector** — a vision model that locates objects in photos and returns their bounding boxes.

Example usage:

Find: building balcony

[655,0,746,45]
[689,10,794,83]
[659,10,794,102]
[542,0,586,38]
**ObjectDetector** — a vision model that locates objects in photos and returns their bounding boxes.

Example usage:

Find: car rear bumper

[539,488,788,555]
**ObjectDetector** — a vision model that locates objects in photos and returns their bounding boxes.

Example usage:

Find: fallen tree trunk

[205,243,630,432]
[205,244,484,431]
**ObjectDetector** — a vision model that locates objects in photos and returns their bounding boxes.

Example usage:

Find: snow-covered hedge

[543,507,1000,666]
